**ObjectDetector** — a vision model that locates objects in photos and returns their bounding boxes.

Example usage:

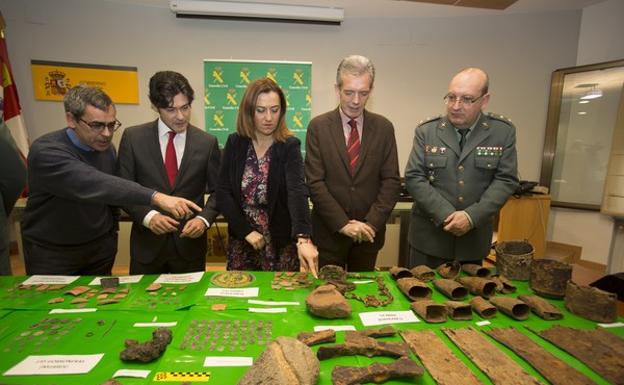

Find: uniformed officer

[404,67,519,268]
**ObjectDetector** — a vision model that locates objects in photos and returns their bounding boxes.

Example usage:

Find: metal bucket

[495,240,534,280]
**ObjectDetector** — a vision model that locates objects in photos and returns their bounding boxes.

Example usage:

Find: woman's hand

[297,238,319,278]
[245,231,266,250]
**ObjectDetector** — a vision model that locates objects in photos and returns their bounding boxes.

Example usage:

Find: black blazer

[217,133,311,250]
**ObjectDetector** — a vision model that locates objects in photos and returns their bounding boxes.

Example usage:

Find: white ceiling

[116,0,608,18]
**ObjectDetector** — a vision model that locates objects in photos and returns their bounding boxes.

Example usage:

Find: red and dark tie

[347,119,360,175]
[164,131,178,187]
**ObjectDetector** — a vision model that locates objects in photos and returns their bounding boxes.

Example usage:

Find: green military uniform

[404,112,519,266]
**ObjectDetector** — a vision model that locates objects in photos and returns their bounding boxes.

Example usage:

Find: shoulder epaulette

[487,112,513,124]
[417,115,442,127]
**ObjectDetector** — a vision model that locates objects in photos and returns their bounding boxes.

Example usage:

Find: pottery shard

[146,283,162,292]
[297,329,336,346]
[70,297,89,304]
[317,335,410,360]
[305,284,352,319]
[48,297,64,304]
[238,336,319,385]
[66,286,91,296]
[331,357,424,385]
[564,281,617,323]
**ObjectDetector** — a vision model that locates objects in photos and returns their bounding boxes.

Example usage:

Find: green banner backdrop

[203,60,312,150]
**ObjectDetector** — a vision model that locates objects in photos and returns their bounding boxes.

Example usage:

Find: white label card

[248,299,300,306]
[204,356,252,367]
[205,287,259,298]
[89,275,143,285]
[313,325,357,332]
[113,369,150,378]
[476,320,491,326]
[50,308,97,314]
[598,322,624,328]
[352,280,374,284]
[22,275,79,285]
[248,307,286,313]
[359,311,419,326]
[154,271,203,284]
[4,354,104,376]
[133,322,177,328]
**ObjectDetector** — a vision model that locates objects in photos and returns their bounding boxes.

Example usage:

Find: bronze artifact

[443,327,544,385]
[489,296,530,320]
[410,265,435,282]
[389,266,413,280]
[120,327,172,363]
[210,271,256,288]
[331,357,423,385]
[517,295,562,320]
[296,329,336,346]
[457,276,497,298]
[319,264,347,281]
[495,240,534,280]
[317,336,410,360]
[410,300,447,323]
[461,263,491,277]
[401,329,482,385]
[238,336,319,385]
[470,296,498,318]
[529,259,572,299]
[396,277,432,301]
[100,277,119,289]
[437,261,461,279]
[486,327,597,385]
[536,325,624,385]
[445,300,473,320]
[344,275,394,307]
[564,281,617,323]
[433,278,468,300]
[490,274,517,294]
[305,284,352,319]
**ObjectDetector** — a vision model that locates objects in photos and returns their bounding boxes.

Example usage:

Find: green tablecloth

[0,271,621,385]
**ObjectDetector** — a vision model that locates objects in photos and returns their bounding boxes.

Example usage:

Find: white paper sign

[313,325,357,332]
[89,275,143,285]
[113,369,150,378]
[598,322,624,328]
[359,311,419,327]
[476,320,491,326]
[205,287,259,298]
[50,308,97,314]
[154,271,204,284]
[133,322,177,328]
[248,299,299,306]
[22,275,79,285]
[4,354,104,376]
[352,280,374,284]
[248,307,286,313]
[204,356,252,367]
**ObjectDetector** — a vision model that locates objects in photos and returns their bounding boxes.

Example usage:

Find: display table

[0,271,621,385]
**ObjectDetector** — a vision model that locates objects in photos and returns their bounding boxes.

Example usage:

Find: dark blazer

[216,133,311,250]
[305,108,400,251]
[117,120,220,264]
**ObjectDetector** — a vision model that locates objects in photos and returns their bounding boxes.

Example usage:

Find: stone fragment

[470,296,498,319]
[66,286,91,296]
[530,259,572,299]
[564,281,617,323]
[433,278,468,300]
[445,300,473,320]
[297,329,336,346]
[305,284,352,319]
[437,261,461,279]
[410,300,446,323]
[331,357,423,385]
[238,336,319,385]
[120,327,172,363]
[518,295,563,320]
[396,277,432,301]
[495,240,534,280]
[457,276,497,298]
[410,265,435,282]
[461,263,491,277]
[317,336,410,360]
[489,297,530,320]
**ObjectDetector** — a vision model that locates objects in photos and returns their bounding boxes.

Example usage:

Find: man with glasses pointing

[22,85,201,275]
[405,67,519,268]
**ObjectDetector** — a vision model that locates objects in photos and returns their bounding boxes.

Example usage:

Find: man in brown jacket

[305,55,400,271]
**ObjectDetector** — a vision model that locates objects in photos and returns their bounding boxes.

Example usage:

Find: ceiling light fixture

[580,85,603,100]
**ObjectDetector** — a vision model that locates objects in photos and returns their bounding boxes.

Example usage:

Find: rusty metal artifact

[120,327,172,363]
[437,261,461,279]
[495,240,534,280]
[410,265,435,282]
[396,277,432,301]
[457,276,497,298]
[461,263,491,277]
[536,325,624,385]
[486,327,597,385]
[410,300,447,323]
[319,264,347,281]
[389,266,413,280]
[297,329,336,346]
[345,326,396,341]
[401,329,482,385]
[517,295,562,320]
[433,278,468,300]
[529,259,572,299]
[490,274,517,294]
[564,281,617,323]
[331,357,423,385]
[470,296,498,319]
[445,300,473,320]
[489,296,530,320]
[317,336,410,360]
[443,327,544,385]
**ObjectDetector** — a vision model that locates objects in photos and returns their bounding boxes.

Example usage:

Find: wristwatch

[295,233,311,239]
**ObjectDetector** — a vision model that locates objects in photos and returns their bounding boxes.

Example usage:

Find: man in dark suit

[118,71,220,274]
[305,55,400,271]
[405,67,519,268]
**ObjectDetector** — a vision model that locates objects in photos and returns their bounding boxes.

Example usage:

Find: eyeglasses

[79,118,122,132]
[443,93,485,106]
